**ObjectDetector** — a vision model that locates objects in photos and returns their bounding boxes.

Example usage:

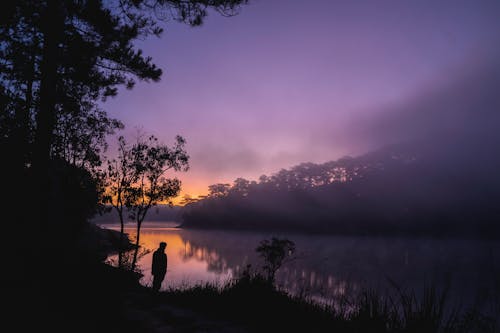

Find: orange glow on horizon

[102,174,240,206]
[171,179,209,205]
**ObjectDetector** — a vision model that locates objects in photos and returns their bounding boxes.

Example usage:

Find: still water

[102,222,499,311]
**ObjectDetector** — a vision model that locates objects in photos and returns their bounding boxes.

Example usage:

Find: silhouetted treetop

[1,0,248,230]
[118,0,248,28]
[181,142,500,238]
[1,0,249,167]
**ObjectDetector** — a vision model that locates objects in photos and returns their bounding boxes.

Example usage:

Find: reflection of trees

[176,229,500,307]
[176,230,360,300]
[179,241,230,274]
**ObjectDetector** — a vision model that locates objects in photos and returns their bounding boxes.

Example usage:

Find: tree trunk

[118,211,124,268]
[13,55,34,172]
[33,0,63,231]
[131,220,142,270]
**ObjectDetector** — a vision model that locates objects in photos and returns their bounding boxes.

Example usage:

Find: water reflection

[103,223,500,311]
[105,223,232,290]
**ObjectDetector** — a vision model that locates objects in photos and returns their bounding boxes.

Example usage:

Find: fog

[181,55,500,237]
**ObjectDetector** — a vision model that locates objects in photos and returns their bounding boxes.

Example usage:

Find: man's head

[159,242,167,250]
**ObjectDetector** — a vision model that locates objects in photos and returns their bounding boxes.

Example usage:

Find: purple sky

[104,0,500,198]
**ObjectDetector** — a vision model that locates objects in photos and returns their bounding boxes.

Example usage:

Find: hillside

[180,140,500,238]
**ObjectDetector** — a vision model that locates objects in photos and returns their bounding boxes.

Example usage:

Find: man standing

[151,242,168,292]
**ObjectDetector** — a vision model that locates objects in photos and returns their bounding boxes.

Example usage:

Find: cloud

[332,53,500,154]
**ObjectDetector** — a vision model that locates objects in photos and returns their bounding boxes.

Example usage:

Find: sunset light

[4,0,500,331]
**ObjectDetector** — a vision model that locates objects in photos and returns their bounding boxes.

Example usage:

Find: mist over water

[103,223,500,316]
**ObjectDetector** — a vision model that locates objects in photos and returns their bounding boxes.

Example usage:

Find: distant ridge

[180,140,500,238]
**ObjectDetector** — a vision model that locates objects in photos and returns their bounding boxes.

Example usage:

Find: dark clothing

[152,249,167,291]
[152,274,165,292]
[152,249,167,275]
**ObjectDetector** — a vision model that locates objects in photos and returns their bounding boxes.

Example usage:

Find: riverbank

[157,275,499,333]
[54,263,499,333]
[26,261,496,333]
[7,223,498,332]
[97,225,500,332]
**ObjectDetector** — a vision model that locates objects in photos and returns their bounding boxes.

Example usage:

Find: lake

[101,222,500,315]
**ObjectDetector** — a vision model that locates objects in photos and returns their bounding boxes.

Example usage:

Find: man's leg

[152,275,161,291]
[153,273,166,291]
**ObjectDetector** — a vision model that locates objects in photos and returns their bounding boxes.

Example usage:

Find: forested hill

[180,140,500,238]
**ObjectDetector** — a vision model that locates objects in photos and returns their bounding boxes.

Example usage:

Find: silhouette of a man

[151,242,168,292]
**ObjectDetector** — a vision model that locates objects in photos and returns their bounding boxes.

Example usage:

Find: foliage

[126,134,189,222]
[181,143,500,238]
[101,135,137,267]
[105,247,151,275]
[0,0,247,231]
[49,158,103,239]
[103,133,189,268]
[208,183,231,197]
[52,105,124,171]
[0,0,163,162]
[256,237,296,284]
[102,136,140,224]
[0,0,249,155]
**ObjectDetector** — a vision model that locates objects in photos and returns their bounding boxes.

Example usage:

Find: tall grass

[156,272,498,333]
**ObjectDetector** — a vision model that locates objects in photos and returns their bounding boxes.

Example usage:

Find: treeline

[181,140,500,238]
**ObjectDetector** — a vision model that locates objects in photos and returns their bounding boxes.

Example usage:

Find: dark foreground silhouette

[152,242,168,292]
[5,225,498,333]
